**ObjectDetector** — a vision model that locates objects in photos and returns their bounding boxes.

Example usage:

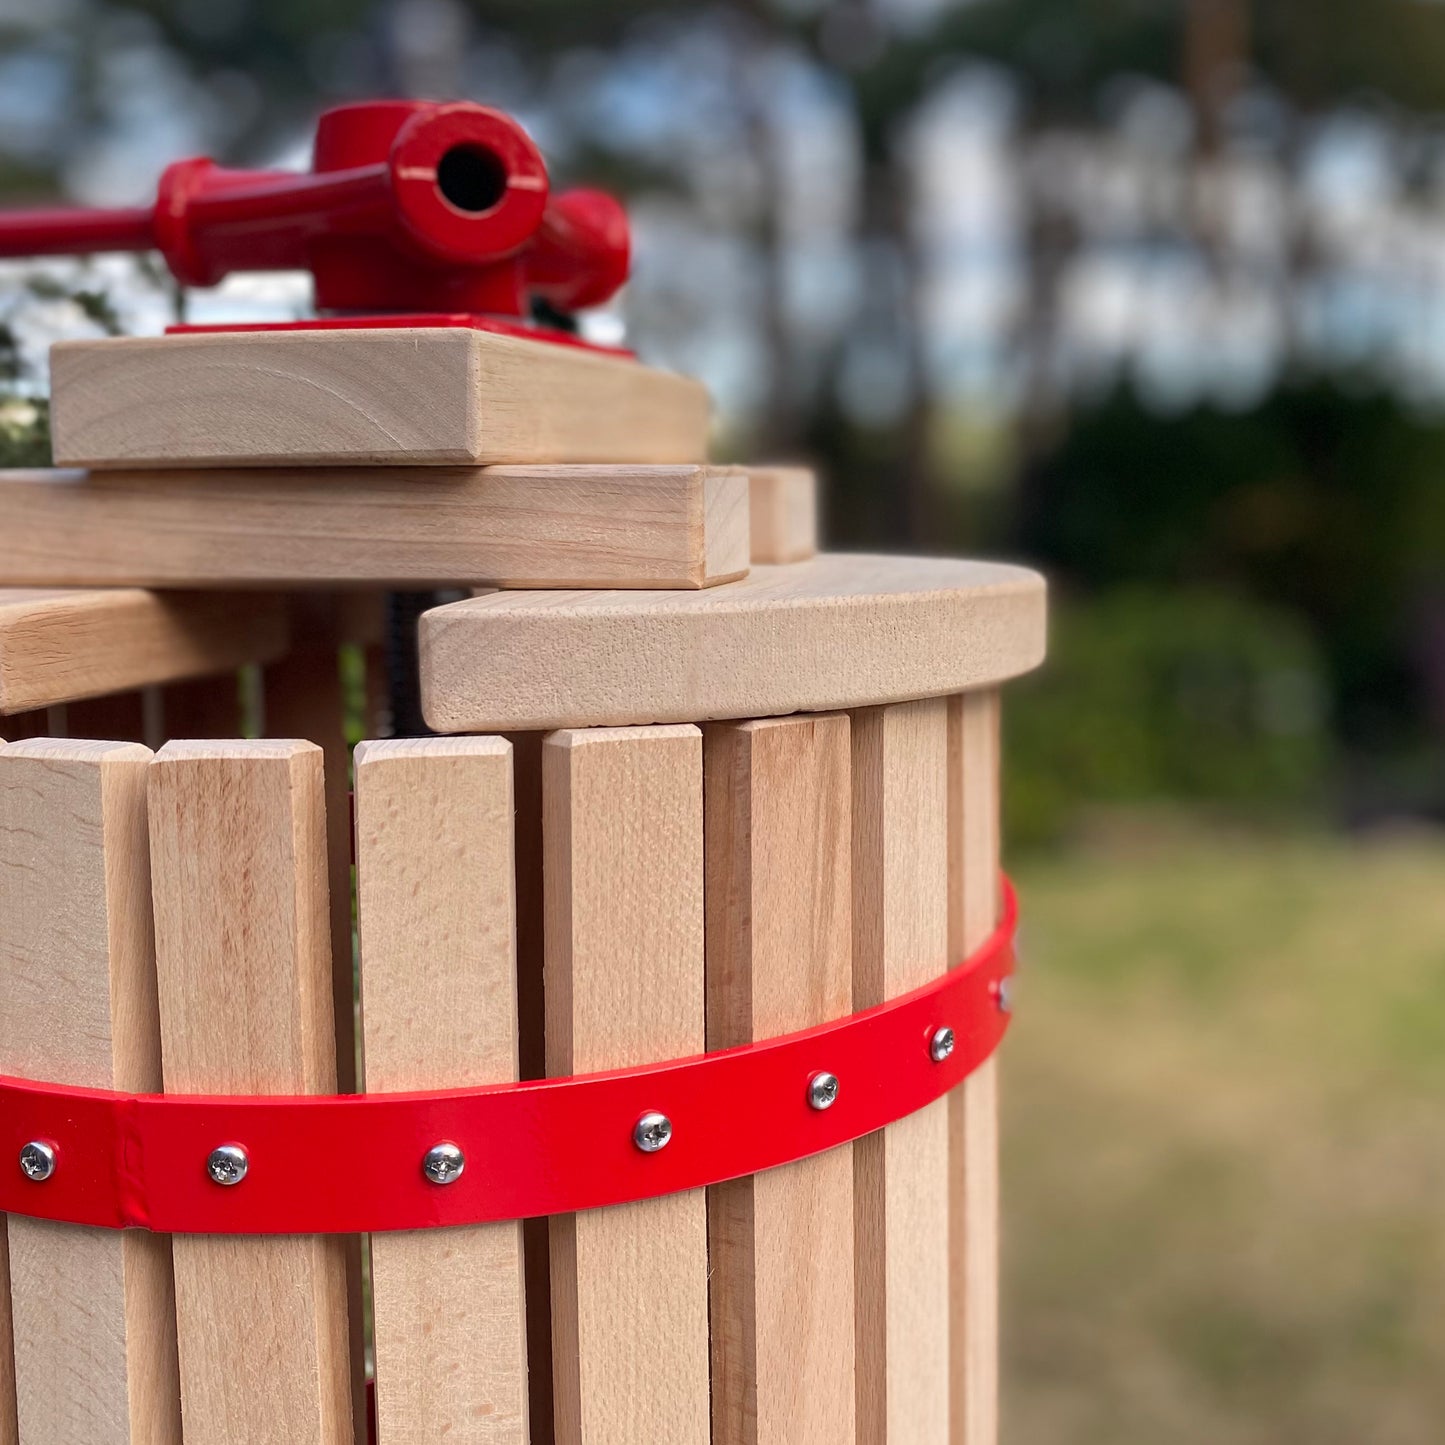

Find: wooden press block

[947,691,1001,1445]
[852,699,951,1445]
[0,740,182,1445]
[543,726,710,1445]
[421,553,1047,734]
[0,588,287,715]
[704,714,856,1445]
[50,328,710,469]
[147,741,353,1445]
[747,466,818,564]
[355,738,529,1445]
[0,465,749,590]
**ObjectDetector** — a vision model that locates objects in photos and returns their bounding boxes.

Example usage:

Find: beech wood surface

[746,466,818,564]
[51,328,710,470]
[543,726,710,1445]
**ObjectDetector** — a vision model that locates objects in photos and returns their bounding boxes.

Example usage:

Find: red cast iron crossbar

[0,882,1016,1236]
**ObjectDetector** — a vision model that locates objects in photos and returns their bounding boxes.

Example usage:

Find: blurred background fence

[5,2,1445,1439]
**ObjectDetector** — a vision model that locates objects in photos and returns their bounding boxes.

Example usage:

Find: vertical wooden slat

[543,725,710,1445]
[356,738,530,1443]
[148,740,353,1445]
[851,698,951,1445]
[0,739,182,1444]
[947,691,1002,1445]
[0,742,14,1445]
[704,714,856,1445]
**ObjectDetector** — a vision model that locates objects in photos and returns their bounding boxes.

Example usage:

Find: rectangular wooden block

[147,740,352,1445]
[947,692,1002,1445]
[356,738,529,1445]
[705,714,855,1445]
[50,328,710,469]
[0,465,750,590]
[747,466,818,564]
[852,699,951,1445]
[0,739,182,1445]
[0,588,287,715]
[544,725,710,1445]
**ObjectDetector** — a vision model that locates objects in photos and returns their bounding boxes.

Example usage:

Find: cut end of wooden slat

[748,465,819,564]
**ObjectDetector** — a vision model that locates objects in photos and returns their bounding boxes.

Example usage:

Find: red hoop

[0,882,1017,1236]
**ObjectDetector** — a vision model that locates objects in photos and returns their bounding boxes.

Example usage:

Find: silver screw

[422,1142,466,1186]
[930,1025,956,1063]
[996,977,1013,1015]
[206,1144,249,1187]
[18,1141,55,1182]
[807,1071,840,1111]
[634,1111,672,1153]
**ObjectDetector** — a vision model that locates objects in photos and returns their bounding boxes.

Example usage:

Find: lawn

[1003,820,1445,1444]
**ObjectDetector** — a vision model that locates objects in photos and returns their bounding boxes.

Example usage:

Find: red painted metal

[0,100,631,322]
[0,881,1017,1237]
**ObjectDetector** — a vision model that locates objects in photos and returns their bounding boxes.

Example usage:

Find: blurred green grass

[1003,818,1445,1444]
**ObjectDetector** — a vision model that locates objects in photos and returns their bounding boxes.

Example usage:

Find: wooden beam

[852,699,951,1445]
[356,737,529,1444]
[0,589,287,716]
[147,741,353,1445]
[50,328,710,469]
[0,465,750,590]
[422,554,1047,734]
[947,692,1002,1445]
[544,725,710,1445]
[747,466,818,564]
[704,714,855,1445]
[0,740,182,1445]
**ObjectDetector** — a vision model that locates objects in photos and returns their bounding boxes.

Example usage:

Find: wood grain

[0,465,749,590]
[50,328,710,469]
[0,739,182,1445]
[851,699,951,1445]
[704,714,856,1445]
[355,738,529,1444]
[422,553,1047,734]
[747,466,818,564]
[147,740,353,1445]
[543,726,710,1445]
[0,588,287,715]
[947,692,1002,1445]
[0,1215,13,1445]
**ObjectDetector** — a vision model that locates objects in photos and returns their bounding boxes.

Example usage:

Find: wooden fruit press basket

[0,100,1046,1445]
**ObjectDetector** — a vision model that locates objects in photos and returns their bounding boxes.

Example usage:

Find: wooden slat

[543,725,710,1445]
[0,466,749,590]
[0,588,287,715]
[851,698,951,1445]
[704,714,855,1445]
[148,740,353,1445]
[947,692,1002,1445]
[356,737,529,1443]
[421,554,1047,734]
[0,744,14,1445]
[747,466,818,564]
[51,328,710,470]
[0,739,182,1444]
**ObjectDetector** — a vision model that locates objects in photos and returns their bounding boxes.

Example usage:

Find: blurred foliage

[1005,587,1331,846]
[1014,378,1445,763]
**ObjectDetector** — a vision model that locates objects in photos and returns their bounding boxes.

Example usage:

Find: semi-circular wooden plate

[420,552,1047,733]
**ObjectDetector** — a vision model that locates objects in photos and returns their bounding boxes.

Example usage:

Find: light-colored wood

[747,466,818,564]
[355,737,529,1444]
[0,744,16,1445]
[147,740,353,1445]
[422,553,1046,734]
[704,714,855,1445]
[0,465,750,590]
[0,588,287,715]
[543,726,710,1445]
[947,692,1002,1445]
[0,739,182,1444]
[51,328,711,469]
[851,699,951,1445]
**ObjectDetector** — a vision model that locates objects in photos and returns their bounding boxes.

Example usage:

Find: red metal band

[0,882,1016,1236]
